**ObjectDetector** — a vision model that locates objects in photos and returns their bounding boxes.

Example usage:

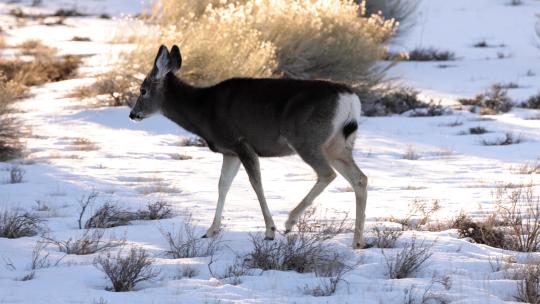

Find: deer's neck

[161,74,206,136]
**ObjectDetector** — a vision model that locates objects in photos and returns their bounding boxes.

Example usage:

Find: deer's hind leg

[284,146,336,233]
[325,134,368,249]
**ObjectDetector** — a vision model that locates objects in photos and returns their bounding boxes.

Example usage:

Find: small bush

[179,137,207,147]
[453,213,507,248]
[364,0,418,35]
[370,225,403,248]
[84,203,134,229]
[482,132,522,146]
[71,36,91,42]
[72,72,137,107]
[522,92,540,109]
[161,213,221,258]
[515,261,540,303]
[403,146,420,160]
[94,247,159,292]
[305,256,352,297]
[469,126,488,135]
[513,161,540,175]
[84,201,173,229]
[362,87,425,116]
[474,40,489,48]
[407,48,455,61]
[0,56,81,88]
[8,165,25,183]
[0,211,41,238]
[496,184,540,252]
[243,233,347,274]
[44,229,125,255]
[295,207,352,240]
[383,237,433,279]
[139,201,173,220]
[179,265,199,279]
[71,138,99,151]
[17,39,57,57]
[390,199,441,230]
[459,84,514,114]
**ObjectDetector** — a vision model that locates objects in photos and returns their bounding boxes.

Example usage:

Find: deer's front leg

[203,154,241,238]
[235,141,276,240]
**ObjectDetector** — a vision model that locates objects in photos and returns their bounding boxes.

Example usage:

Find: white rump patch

[328,93,361,143]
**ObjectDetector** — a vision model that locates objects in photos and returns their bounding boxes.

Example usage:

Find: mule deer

[129,45,368,249]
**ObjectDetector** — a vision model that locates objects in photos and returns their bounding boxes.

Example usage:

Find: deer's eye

[141,88,147,96]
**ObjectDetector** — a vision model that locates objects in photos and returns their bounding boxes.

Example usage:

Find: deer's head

[129,45,182,121]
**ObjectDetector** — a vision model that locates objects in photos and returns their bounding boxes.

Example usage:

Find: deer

[129,45,368,249]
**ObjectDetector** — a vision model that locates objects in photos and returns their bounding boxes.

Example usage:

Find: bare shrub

[220,257,252,285]
[383,237,433,279]
[179,137,207,147]
[482,132,522,146]
[138,201,173,220]
[179,265,199,278]
[161,213,221,258]
[453,213,507,248]
[362,87,431,116]
[84,203,134,229]
[522,92,540,109]
[8,165,25,183]
[305,256,353,297]
[407,48,455,61]
[390,199,441,230]
[94,247,159,292]
[0,211,41,238]
[30,241,62,270]
[469,126,488,135]
[0,73,24,161]
[513,161,540,175]
[515,261,540,303]
[496,184,540,252]
[403,146,420,160]
[243,233,348,274]
[295,207,352,240]
[83,200,173,229]
[44,230,125,255]
[459,84,514,114]
[71,36,91,42]
[78,191,98,229]
[72,71,137,107]
[370,225,403,248]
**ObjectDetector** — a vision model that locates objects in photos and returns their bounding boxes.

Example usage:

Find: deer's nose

[129,112,140,121]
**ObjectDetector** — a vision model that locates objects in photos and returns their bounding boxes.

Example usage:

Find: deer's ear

[170,45,182,73]
[152,45,170,79]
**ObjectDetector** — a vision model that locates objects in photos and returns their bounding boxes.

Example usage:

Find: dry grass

[370,225,404,248]
[17,39,57,57]
[406,48,455,61]
[71,137,100,151]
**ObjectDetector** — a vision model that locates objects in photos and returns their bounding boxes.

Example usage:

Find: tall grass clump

[122,0,397,92]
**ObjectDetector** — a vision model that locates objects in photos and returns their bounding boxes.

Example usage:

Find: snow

[1,0,540,303]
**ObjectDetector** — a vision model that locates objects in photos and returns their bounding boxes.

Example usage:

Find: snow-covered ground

[1,0,540,303]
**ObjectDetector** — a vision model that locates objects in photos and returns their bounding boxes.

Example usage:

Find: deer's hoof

[201,234,208,239]
[264,236,275,241]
